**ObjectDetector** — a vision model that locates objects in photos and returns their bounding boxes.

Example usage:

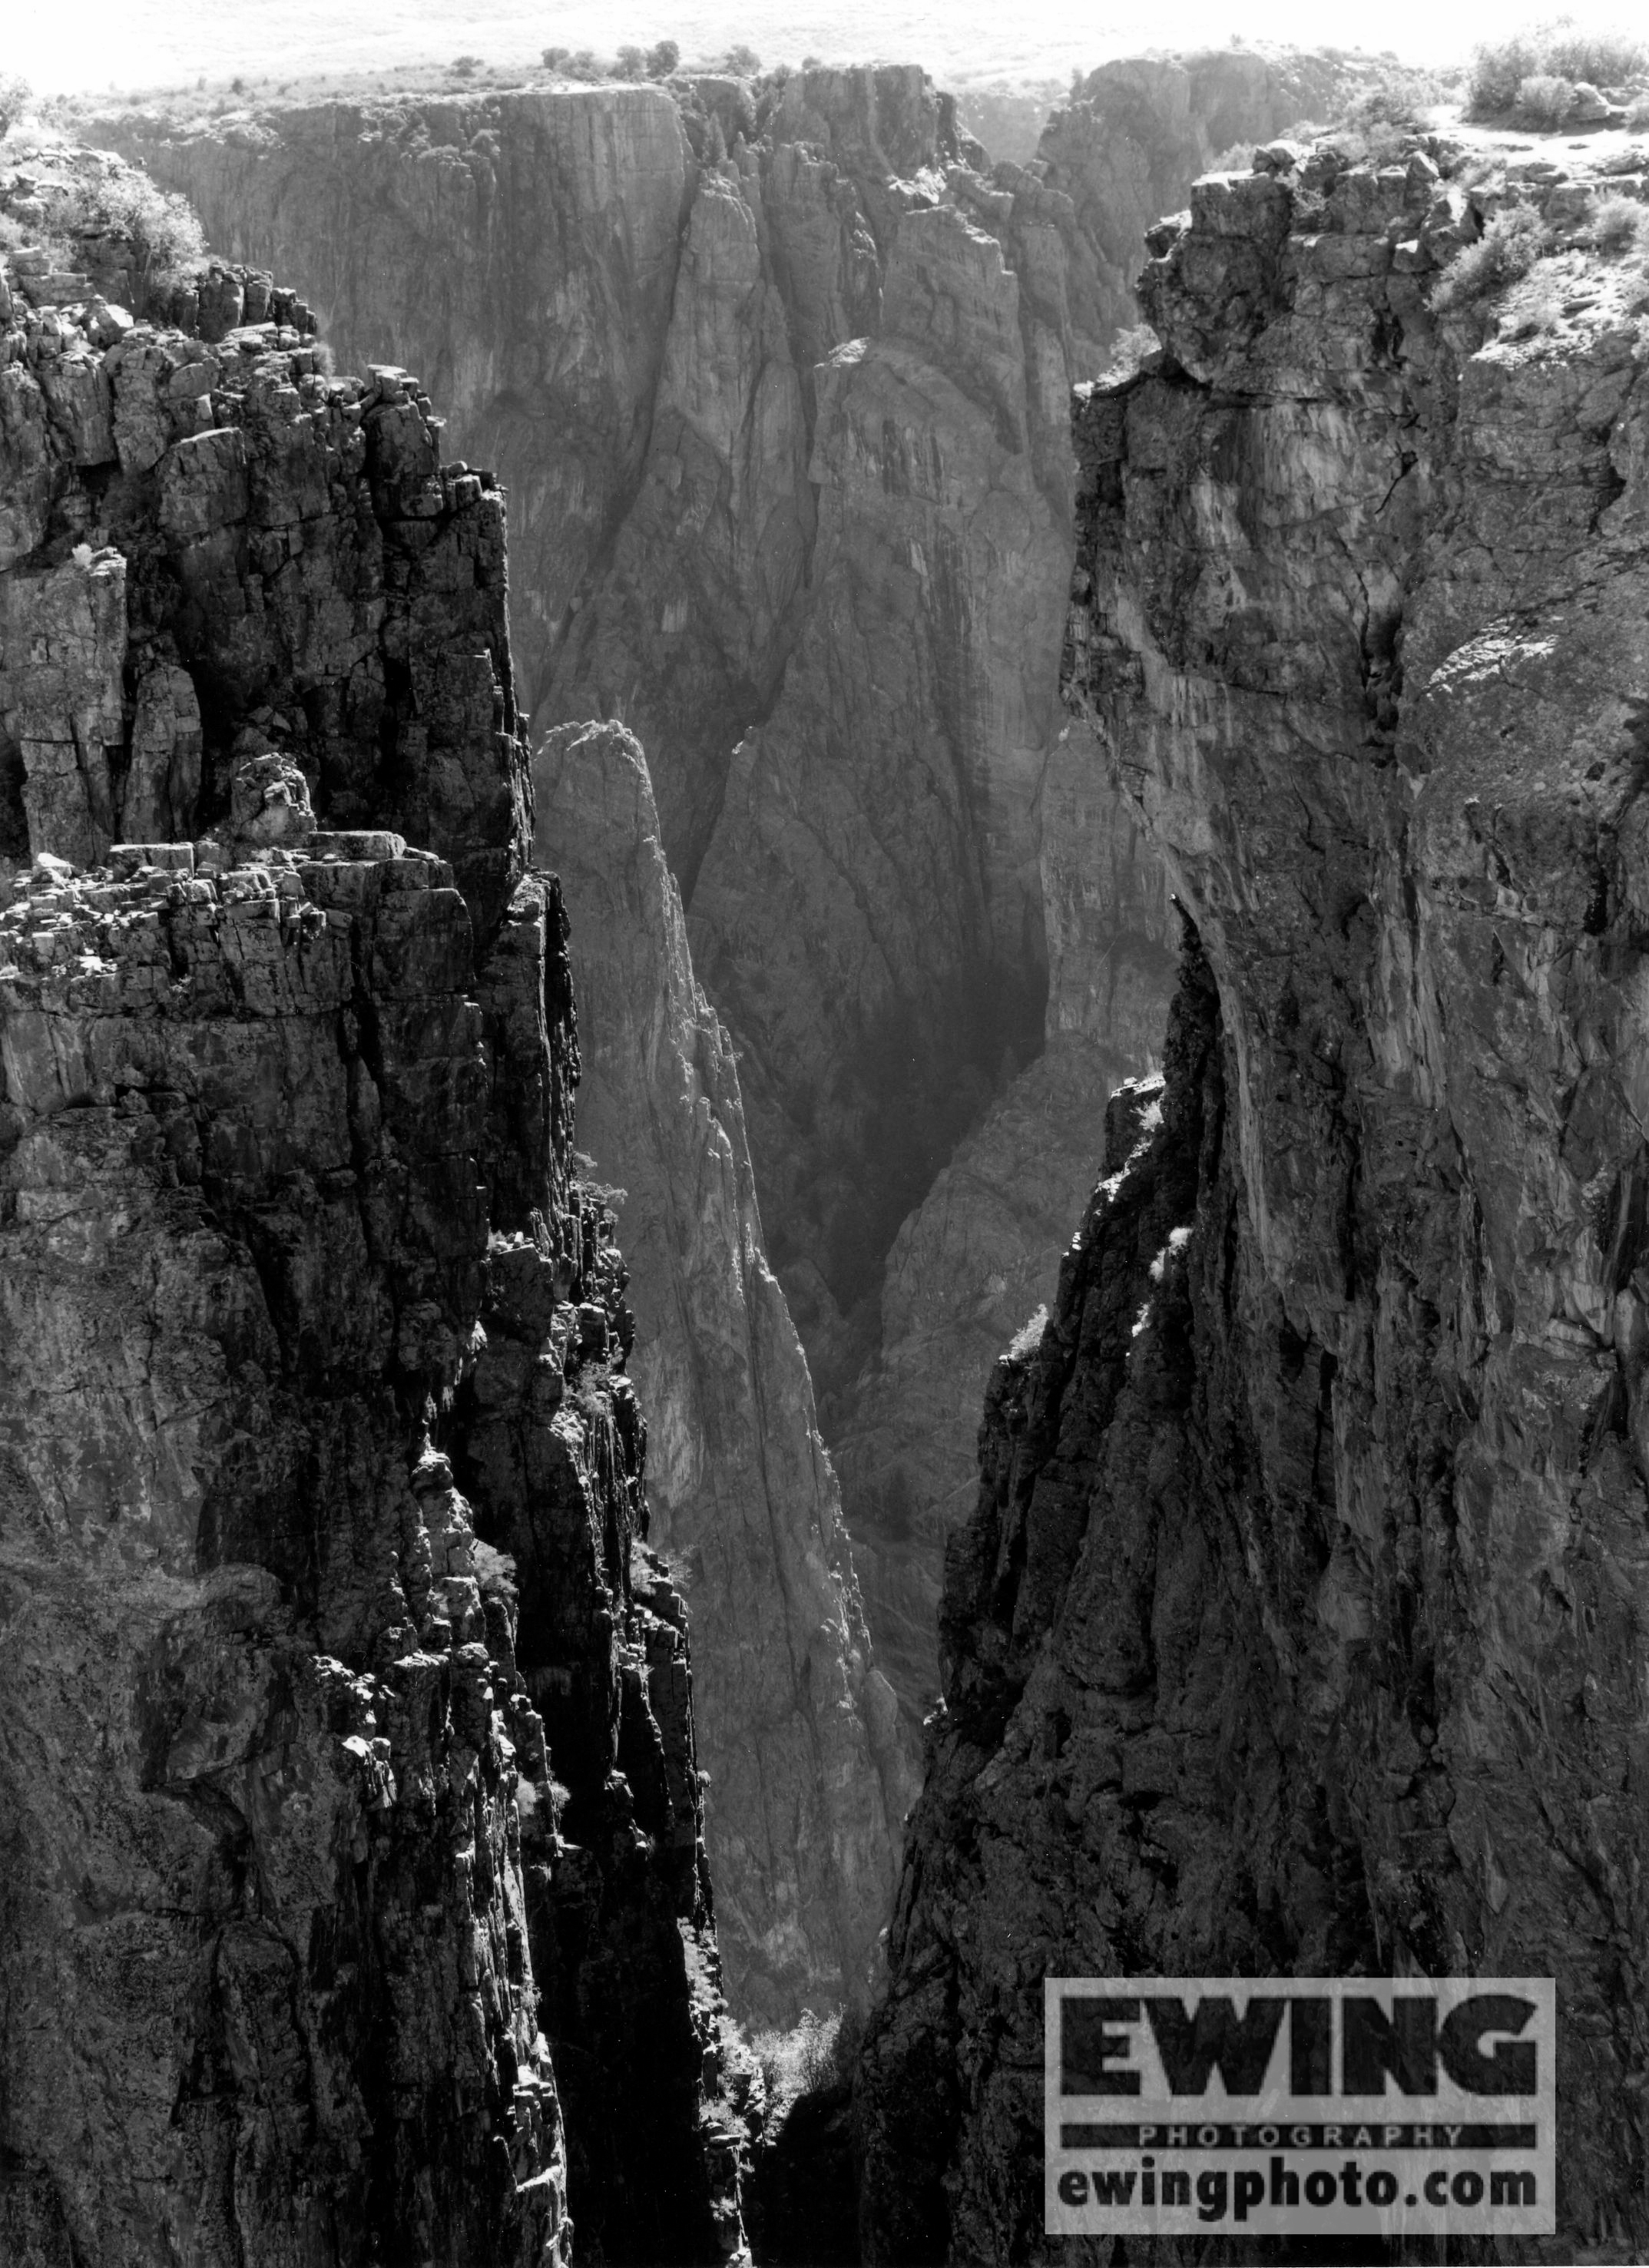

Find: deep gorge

[3,42,1647,2266]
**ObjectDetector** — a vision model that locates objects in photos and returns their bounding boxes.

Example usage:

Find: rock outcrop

[859,127,1649,2260]
[1040,49,1378,371]
[534,717,905,2022]
[0,158,750,2266]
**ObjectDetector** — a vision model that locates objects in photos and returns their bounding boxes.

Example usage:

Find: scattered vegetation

[51,169,206,282]
[1344,63,1452,129]
[1432,204,1551,311]
[0,74,31,137]
[1592,192,1649,256]
[1208,141,1255,172]
[541,39,680,81]
[750,2005,863,2106]
[1497,268,1565,337]
[1469,20,1647,114]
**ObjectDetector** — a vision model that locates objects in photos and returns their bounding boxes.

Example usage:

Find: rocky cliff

[101,54,1369,1780]
[0,152,750,2265]
[1041,49,1377,372]
[94,68,1190,1757]
[534,717,906,2022]
[859,123,1649,2260]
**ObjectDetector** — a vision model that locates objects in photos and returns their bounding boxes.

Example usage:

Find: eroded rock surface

[861,131,1649,2261]
[534,717,906,2022]
[0,181,750,2266]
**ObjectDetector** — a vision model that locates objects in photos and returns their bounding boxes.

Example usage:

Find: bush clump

[1593,192,1649,254]
[1515,71,1578,124]
[0,74,31,137]
[1470,20,1647,114]
[1432,203,1551,310]
[54,171,206,283]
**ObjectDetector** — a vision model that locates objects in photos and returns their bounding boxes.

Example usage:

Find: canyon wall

[534,717,907,2021]
[101,57,1350,1768]
[0,157,750,2265]
[859,127,1649,2259]
[97,69,1188,1763]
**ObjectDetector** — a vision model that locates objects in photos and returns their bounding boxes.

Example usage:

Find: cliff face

[98,69,1186,1760]
[860,130,1649,2260]
[534,717,906,2023]
[0,158,750,2266]
[104,58,1373,1790]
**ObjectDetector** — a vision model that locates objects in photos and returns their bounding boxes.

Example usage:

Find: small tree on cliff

[647,40,680,78]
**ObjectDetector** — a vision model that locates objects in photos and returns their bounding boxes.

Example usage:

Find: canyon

[859,117,1649,2262]
[12,45,1644,2268]
[101,51,1350,1812]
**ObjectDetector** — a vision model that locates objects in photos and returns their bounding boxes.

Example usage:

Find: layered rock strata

[860,131,1649,2259]
[0,187,750,2265]
[534,717,905,2022]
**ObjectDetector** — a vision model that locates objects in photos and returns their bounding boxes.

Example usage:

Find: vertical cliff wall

[97,69,1187,1761]
[0,157,750,2265]
[535,717,906,2022]
[103,58,1378,1785]
[859,124,1649,2260]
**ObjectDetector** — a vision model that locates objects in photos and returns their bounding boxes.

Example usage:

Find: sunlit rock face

[535,717,906,2025]
[0,172,752,2266]
[859,130,1649,2262]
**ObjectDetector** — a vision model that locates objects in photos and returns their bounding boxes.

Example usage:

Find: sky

[8,0,1627,98]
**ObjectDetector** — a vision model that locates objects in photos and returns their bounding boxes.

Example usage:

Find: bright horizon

[9,0,1637,99]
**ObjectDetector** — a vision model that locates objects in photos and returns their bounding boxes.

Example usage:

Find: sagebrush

[1432,205,1551,311]
[1515,71,1578,124]
[1594,194,1649,256]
